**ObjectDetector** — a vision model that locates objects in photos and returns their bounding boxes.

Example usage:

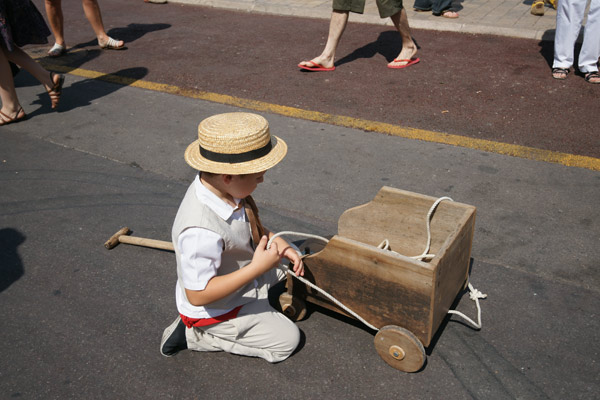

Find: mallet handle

[118,235,174,251]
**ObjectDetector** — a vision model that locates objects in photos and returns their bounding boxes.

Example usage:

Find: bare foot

[388,43,418,68]
[298,56,334,70]
[441,10,459,18]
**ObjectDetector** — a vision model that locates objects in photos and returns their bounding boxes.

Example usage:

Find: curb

[168,0,556,41]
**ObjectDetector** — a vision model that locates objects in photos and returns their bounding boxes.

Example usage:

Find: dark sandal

[0,107,27,126]
[584,72,600,84]
[552,68,569,80]
[47,72,65,109]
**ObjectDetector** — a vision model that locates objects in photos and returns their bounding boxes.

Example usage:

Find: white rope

[447,282,487,330]
[377,196,454,261]
[268,196,486,332]
[269,232,380,331]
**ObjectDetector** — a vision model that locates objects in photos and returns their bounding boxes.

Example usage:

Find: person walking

[44,0,124,57]
[1,0,64,125]
[552,0,600,83]
[298,0,419,70]
[413,0,459,18]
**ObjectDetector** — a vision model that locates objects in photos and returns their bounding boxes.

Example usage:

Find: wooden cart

[279,186,476,372]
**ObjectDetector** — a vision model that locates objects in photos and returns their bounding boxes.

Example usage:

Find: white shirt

[175,175,254,319]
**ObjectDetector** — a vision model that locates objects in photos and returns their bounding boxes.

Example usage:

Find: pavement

[172,0,560,40]
[1,0,599,399]
[3,70,599,399]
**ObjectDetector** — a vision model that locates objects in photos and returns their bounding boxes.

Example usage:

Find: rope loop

[267,231,329,252]
[447,282,487,330]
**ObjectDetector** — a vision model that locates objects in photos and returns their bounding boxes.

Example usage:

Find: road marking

[42,63,600,171]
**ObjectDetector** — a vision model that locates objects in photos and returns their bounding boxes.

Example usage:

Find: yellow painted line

[42,63,600,171]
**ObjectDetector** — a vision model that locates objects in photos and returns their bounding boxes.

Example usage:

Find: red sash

[180,305,243,328]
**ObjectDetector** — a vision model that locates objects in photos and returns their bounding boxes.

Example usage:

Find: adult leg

[45,0,65,46]
[413,0,433,11]
[45,0,67,56]
[4,47,64,108]
[81,0,124,48]
[298,10,349,69]
[552,0,586,75]
[0,46,24,121]
[4,47,54,89]
[578,0,600,77]
[388,9,418,67]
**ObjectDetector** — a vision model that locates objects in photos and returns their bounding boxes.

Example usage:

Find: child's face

[228,171,265,199]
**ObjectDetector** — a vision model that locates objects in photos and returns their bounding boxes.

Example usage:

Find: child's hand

[252,235,281,272]
[283,246,304,277]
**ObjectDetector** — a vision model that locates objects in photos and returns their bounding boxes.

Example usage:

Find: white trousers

[185,267,300,363]
[553,0,600,72]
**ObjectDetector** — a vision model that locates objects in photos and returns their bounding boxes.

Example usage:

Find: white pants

[553,0,600,73]
[185,267,300,363]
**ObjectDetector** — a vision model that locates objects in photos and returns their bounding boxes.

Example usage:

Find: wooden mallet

[104,227,174,251]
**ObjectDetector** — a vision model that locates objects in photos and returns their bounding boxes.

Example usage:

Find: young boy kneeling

[160,112,304,363]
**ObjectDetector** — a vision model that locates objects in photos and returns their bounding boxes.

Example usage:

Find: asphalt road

[1,1,599,399]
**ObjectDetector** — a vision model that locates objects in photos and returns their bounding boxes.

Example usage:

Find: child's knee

[268,323,300,363]
[268,325,300,363]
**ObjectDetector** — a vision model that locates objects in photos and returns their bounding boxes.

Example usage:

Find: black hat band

[199,141,273,164]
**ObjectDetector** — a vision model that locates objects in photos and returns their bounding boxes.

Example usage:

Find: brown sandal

[47,72,65,109]
[0,107,27,126]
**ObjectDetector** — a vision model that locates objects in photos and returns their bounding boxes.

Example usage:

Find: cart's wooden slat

[303,236,434,343]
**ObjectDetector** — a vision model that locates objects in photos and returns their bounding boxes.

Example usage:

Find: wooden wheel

[374,325,426,372]
[278,292,307,321]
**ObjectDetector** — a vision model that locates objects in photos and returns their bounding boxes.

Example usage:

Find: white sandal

[48,43,66,57]
[99,37,125,50]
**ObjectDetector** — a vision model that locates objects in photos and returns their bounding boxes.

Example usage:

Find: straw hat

[184,112,287,174]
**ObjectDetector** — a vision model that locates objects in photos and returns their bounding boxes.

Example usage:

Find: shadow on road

[538,28,586,71]
[335,30,406,67]
[17,66,148,117]
[0,228,25,293]
[70,23,171,51]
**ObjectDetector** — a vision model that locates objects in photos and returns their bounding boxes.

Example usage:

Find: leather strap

[244,195,266,246]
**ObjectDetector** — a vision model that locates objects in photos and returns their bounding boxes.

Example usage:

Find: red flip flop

[298,61,336,72]
[387,57,420,69]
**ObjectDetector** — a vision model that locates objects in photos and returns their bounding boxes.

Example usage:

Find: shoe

[160,317,188,357]
[584,71,600,84]
[387,57,420,69]
[531,1,545,15]
[48,43,67,57]
[298,61,335,72]
[545,0,557,9]
[99,37,125,50]
[47,72,65,109]
[0,107,27,126]
[552,67,569,80]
